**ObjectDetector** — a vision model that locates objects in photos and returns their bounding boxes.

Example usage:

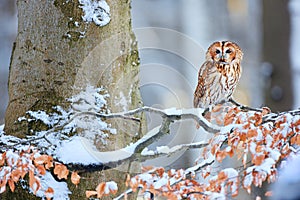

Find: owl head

[206,41,243,64]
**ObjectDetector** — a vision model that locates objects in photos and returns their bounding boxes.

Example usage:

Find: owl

[194,41,243,108]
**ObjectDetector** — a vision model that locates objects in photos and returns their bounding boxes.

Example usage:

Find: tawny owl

[194,41,243,108]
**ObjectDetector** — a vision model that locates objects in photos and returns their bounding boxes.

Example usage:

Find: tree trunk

[262,0,293,111]
[4,0,143,199]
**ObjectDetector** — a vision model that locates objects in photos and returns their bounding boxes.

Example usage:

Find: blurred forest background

[1,1,300,198]
[1,0,300,172]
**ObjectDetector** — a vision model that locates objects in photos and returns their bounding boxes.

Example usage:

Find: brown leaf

[156,168,165,178]
[34,155,53,169]
[217,171,228,183]
[29,170,41,194]
[10,169,22,182]
[36,165,46,175]
[86,190,97,198]
[125,174,130,187]
[71,171,80,186]
[96,182,106,198]
[265,191,273,197]
[253,154,265,166]
[261,107,271,116]
[0,152,6,166]
[247,129,258,138]
[45,187,54,200]
[8,179,15,192]
[54,163,69,180]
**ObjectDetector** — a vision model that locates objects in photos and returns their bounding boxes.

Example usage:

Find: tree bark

[4,0,143,199]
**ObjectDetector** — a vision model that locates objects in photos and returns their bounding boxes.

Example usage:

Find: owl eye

[225,49,232,54]
[216,49,221,54]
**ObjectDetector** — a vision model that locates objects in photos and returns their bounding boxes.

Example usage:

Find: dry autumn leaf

[96,182,106,198]
[54,163,69,180]
[29,170,41,194]
[45,187,54,200]
[86,190,97,198]
[0,152,6,166]
[8,179,15,192]
[34,155,53,169]
[71,171,80,186]
[265,191,273,197]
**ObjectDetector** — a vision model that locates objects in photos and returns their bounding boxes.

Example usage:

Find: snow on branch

[1,106,216,171]
[1,97,300,199]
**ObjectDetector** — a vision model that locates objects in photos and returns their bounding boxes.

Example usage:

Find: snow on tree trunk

[4,0,143,199]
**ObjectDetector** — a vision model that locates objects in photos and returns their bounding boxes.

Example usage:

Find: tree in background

[262,0,293,111]
[0,0,299,200]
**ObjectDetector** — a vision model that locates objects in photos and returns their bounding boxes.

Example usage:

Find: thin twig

[229,98,263,112]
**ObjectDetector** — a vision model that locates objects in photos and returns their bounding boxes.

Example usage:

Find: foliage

[0,104,299,199]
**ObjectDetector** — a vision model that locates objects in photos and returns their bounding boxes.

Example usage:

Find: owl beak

[220,55,225,61]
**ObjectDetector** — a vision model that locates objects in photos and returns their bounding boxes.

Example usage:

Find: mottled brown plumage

[194,41,243,108]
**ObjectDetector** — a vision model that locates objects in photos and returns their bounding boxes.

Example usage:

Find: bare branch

[229,98,263,112]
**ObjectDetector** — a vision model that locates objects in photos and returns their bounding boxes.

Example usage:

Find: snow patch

[55,136,99,164]
[79,0,110,26]
[36,172,71,200]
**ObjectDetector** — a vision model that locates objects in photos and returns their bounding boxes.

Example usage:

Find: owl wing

[193,61,213,108]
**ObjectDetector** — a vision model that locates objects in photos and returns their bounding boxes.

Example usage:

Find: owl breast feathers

[193,41,243,108]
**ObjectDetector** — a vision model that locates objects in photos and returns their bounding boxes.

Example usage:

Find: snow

[5,150,19,166]
[163,107,182,115]
[79,0,110,26]
[56,126,162,164]
[243,172,253,188]
[54,136,100,164]
[69,85,108,112]
[272,155,300,200]
[255,158,275,174]
[141,147,154,156]
[105,181,118,194]
[26,110,59,127]
[153,177,168,189]
[36,172,71,200]
[185,153,214,174]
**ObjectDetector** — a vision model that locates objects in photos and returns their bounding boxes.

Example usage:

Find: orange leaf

[156,168,165,177]
[36,165,46,175]
[216,151,226,162]
[71,171,80,186]
[29,170,41,194]
[10,169,22,183]
[0,152,6,166]
[96,182,106,198]
[8,179,15,192]
[125,174,130,187]
[86,190,97,198]
[129,178,139,192]
[253,154,265,166]
[261,107,271,116]
[247,129,258,138]
[265,191,272,197]
[217,171,228,182]
[45,187,54,200]
[54,163,69,180]
[34,155,53,169]
[291,134,300,145]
